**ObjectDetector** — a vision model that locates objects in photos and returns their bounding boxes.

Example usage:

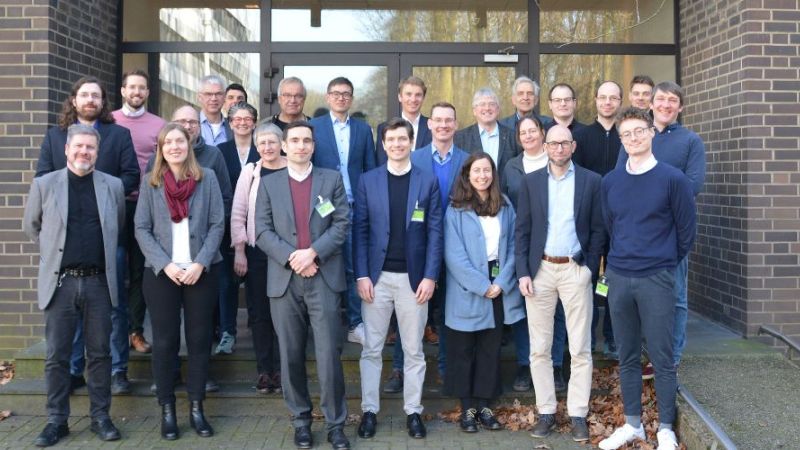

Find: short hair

[327,77,354,94]
[511,76,540,97]
[430,101,457,120]
[121,69,150,88]
[171,104,199,120]
[254,122,283,142]
[615,106,654,129]
[472,87,500,107]
[515,116,544,148]
[398,76,427,96]
[381,117,414,142]
[66,124,101,147]
[199,74,226,89]
[654,81,685,106]
[549,83,576,100]
[629,75,655,90]
[596,80,623,98]
[227,101,258,122]
[225,83,248,102]
[278,77,306,96]
[284,121,314,140]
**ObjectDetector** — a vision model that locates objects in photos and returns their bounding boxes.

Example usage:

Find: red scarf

[163,170,197,223]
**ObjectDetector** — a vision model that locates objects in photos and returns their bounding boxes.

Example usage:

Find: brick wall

[680,0,800,339]
[0,0,118,357]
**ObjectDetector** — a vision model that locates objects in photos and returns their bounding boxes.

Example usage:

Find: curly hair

[449,152,504,217]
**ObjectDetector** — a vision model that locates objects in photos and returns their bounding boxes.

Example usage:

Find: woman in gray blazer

[134,123,224,441]
[443,152,525,433]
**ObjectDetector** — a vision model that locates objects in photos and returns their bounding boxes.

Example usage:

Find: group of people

[23,69,704,450]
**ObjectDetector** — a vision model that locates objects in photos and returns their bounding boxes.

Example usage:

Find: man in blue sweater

[615,81,705,368]
[599,107,695,450]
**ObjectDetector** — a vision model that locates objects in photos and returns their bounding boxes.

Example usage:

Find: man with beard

[36,76,139,396]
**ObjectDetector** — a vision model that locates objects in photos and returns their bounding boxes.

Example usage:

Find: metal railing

[677,384,738,450]
[758,324,800,359]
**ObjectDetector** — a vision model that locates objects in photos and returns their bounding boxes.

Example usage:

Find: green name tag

[315,196,335,218]
[595,275,609,297]
[491,264,500,278]
[411,200,425,222]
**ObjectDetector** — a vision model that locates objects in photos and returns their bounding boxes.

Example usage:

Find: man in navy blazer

[375,76,432,166]
[310,77,377,345]
[515,125,605,442]
[354,118,442,440]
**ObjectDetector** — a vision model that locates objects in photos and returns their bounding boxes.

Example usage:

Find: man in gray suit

[24,124,125,447]
[454,87,518,180]
[255,121,351,450]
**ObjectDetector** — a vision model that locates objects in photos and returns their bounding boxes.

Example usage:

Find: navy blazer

[310,114,376,199]
[353,164,443,292]
[375,115,432,166]
[453,122,519,180]
[217,139,259,190]
[514,163,606,281]
[409,143,469,203]
[36,123,140,195]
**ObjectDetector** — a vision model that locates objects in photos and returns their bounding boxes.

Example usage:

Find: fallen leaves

[0,361,13,386]
[0,411,9,422]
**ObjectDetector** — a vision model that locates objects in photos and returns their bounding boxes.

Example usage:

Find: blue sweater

[601,162,696,277]
[616,122,706,196]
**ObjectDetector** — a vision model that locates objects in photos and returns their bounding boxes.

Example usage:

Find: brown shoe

[423,325,439,345]
[130,331,152,353]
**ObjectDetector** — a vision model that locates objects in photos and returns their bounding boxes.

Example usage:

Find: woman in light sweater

[230,122,287,394]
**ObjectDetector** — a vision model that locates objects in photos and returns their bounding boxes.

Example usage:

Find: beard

[126,96,145,109]
[78,104,100,122]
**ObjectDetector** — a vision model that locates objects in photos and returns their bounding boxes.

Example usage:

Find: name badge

[315,195,335,218]
[490,261,500,278]
[595,275,609,297]
[411,200,425,222]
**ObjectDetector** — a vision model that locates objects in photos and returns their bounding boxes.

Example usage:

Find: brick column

[680,0,800,340]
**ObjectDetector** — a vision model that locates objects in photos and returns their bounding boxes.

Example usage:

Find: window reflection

[123,1,259,42]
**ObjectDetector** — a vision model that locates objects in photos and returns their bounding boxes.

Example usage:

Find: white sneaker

[598,423,646,450]
[347,323,365,345]
[214,331,236,355]
[656,429,679,450]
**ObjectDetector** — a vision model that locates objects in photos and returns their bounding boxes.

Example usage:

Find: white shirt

[387,161,412,176]
[288,162,313,182]
[522,151,549,174]
[171,218,192,269]
[478,215,501,262]
[626,154,658,175]
[401,112,421,151]
[121,103,146,118]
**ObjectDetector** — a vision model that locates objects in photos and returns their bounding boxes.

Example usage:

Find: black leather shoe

[327,428,350,450]
[294,425,313,449]
[478,407,502,430]
[554,366,566,393]
[90,418,121,441]
[189,400,214,437]
[69,374,86,394]
[459,408,479,433]
[570,416,590,442]
[161,403,179,440]
[406,413,427,439]
[111,372,131,395]
[357,411,377,438]
[34,423,69,447]
[530,414,556,438]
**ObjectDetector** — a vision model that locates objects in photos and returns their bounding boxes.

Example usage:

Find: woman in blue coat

[443,152,525,433]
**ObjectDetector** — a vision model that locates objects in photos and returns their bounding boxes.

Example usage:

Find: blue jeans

[217,245,239,336]
[551,301,567,367]
[672,256,688,366]
[607,268,677,425]
[511,317,529,366]
[343,217,361,329]
[71,245,128,376]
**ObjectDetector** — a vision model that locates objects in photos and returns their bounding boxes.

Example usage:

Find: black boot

[161,403,178,440]
[189,400,214,437]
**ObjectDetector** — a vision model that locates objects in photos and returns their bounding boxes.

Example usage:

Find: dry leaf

[0,411,10,421]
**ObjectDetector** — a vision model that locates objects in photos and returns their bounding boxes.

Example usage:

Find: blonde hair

[148,123,204,187]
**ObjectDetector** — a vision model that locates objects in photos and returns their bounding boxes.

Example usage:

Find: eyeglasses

[544,140,574,150]
[200,92,224,98]
[597,95,621,102]
[474,101,498,109]
[280,93,305,100]
[327,91,353,100]
[619,127,653,140]
[549,97,575,104]
[76,92,102,100]
[231,117,255,124]
[175,119,200,127]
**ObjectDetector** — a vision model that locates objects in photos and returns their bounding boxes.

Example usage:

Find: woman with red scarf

[134,123,224,441]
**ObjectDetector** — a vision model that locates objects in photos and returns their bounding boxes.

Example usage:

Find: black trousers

[44,273,112,424]
[444,295,504,400]
[125,200,147,333]
[244,245,280,374]
[143,263,219,405]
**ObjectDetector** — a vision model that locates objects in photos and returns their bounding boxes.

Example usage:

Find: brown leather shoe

[423,325,439,345]
[130,331,152,353]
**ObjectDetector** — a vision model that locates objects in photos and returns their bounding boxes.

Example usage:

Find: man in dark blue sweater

[598,107,695,450]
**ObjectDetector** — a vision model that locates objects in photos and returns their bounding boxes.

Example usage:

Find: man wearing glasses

[198,75,232,147]
[311,77,377,346]
[271,77,310,131]
[516,125,605,443]
[454,87,518,179]
[599,107,695,450]
[545,83,585,133]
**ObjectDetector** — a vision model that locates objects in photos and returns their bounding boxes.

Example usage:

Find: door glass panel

[282,66,388,132]
[539,0,674,44]
[271,1,527,42]
[412,66,517,126]
[159,53,261,119]
[540,54,676,124]
[123,1,260,41]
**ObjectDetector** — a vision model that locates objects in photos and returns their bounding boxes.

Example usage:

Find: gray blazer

[23,168,125,310]
[134,167,225,275]
[453,122,519,179]
[255,167,350,298]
